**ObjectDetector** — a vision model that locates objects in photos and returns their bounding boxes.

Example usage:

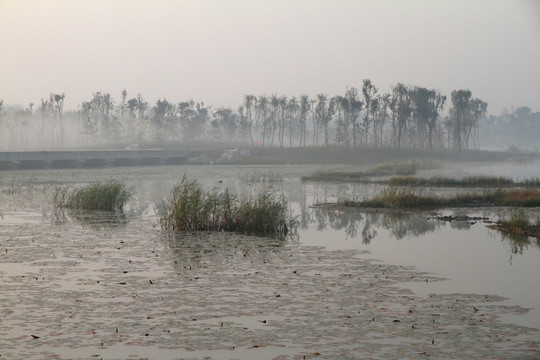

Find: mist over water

[2,1,540,357]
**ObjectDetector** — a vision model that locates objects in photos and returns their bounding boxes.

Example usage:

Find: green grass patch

[337,187,540,209]
[53,181,134,211]
[160,177,295,239]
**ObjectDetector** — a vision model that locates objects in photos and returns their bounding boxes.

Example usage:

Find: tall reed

[160,177,294,239]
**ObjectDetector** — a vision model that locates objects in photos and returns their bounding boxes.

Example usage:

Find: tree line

[0,80,488,151]
[481,106,540,151]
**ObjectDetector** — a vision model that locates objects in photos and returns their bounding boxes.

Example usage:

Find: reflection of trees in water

[317,208,363,239]
[255,182,446,243]
[495,231,540,263]
[311,208,444,243]
[449,220,471,230]
[378,213,441,240]
[361,214,377,244]
[161,232,284,270]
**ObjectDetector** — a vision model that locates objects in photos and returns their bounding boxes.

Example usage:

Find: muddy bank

[0,206,538,359]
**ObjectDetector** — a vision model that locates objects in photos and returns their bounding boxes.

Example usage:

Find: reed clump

[502,189,540,207]
[160,177,293,239]
[53,181,133,211]
[488,209,540,238]
[501,209,530,231]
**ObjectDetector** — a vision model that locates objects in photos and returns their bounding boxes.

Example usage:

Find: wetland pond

[1,162,539,359]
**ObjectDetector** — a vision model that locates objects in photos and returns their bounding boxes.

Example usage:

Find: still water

[1,162,539,359]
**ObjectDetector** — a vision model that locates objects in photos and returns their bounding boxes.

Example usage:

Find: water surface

[1,162,539,359]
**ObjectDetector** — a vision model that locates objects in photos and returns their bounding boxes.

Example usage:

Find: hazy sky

[1,0,539,114]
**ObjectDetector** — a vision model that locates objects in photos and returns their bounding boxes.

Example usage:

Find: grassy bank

[53,181,133,211]
[303,170,540,187]
[302,160,441,182]
[334,187,540,210]
[160,177,294,239]
[387,175,540,187]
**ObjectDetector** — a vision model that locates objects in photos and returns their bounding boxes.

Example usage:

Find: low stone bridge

[0,149,193,170]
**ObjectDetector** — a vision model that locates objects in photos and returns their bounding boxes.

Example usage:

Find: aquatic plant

[160,177,294,239]
[54,181,133,211]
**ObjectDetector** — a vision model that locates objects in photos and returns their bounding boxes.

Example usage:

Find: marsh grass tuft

[302,161,420,182]
[160,177,295,239]
[53,181,133,211]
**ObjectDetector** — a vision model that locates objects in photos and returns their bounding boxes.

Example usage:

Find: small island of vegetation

[488,209,540,239]
[332,187,540,210]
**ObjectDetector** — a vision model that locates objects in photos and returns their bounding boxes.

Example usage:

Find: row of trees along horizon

[0,80,490,151]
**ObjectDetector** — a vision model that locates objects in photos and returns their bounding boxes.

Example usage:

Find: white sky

[1,0,539,114]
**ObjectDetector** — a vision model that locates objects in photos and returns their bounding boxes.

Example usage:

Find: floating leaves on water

[1,197,539,359]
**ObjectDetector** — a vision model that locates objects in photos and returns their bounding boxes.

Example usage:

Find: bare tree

[269,95,279,147]
[449,89,472,151]
[362,79,377,146]
[375,93,391,147]
[38,99,50,147]
[345,87,362,147]
[256,95,269,147]
[426,91,446,150]
[287,96,299,148]
[334,95,350,147]
[466,98,487,149]
[392,84,412,148]
[120,89,127,120]
[49,93,65,148]
[243,95,256,147]
[315,94,334,146]
[299,95,310,147]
